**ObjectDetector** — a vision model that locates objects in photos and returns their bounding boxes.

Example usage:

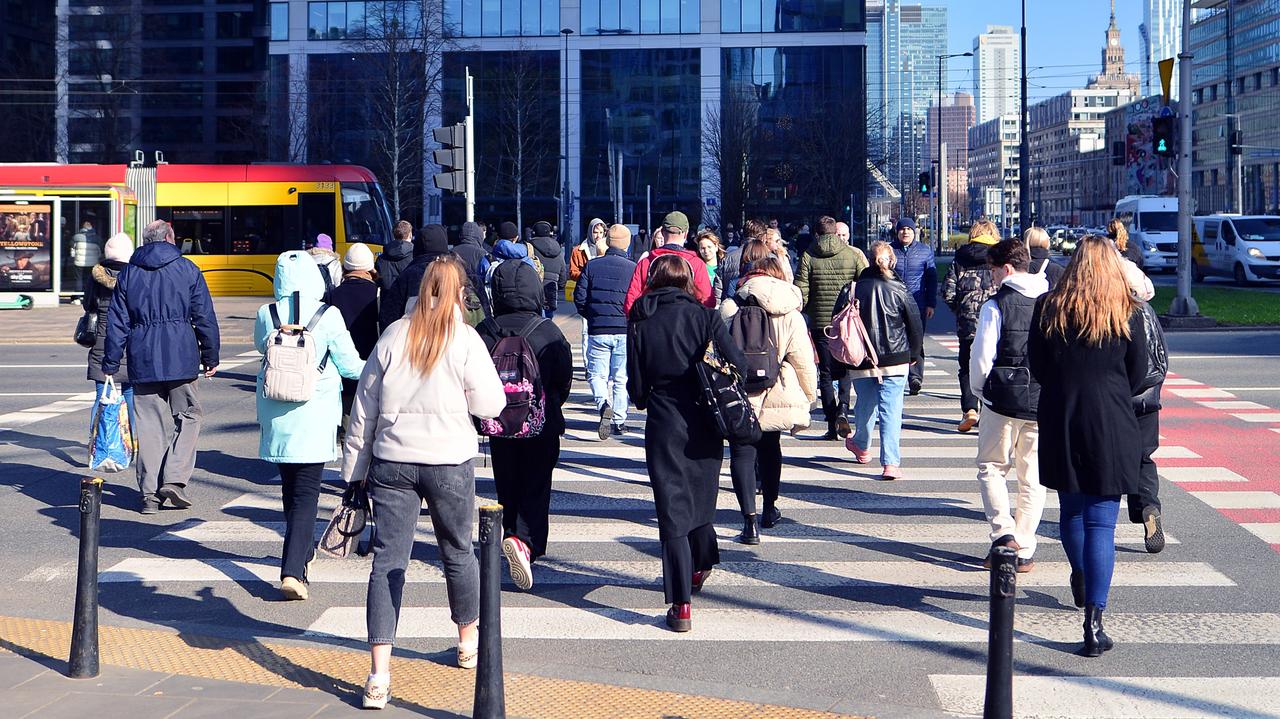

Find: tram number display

[0,203,53,291]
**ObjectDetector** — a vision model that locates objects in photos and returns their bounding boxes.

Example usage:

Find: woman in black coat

[477,260,573,591]
[327,245,381,421]
[85,234,135,422]
[627,254,746,632]
[1028,235,1147,658]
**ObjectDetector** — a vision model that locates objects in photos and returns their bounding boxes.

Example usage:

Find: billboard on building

[1123,97,1176,196]
[0,203,53,291]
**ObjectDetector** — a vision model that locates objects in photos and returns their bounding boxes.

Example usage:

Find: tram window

[298,193,335,247]
[227,205,295,254]
[168,208,226,255]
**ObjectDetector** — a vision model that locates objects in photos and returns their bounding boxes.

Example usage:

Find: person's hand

[925,306,935,320]
[203,366,217,378]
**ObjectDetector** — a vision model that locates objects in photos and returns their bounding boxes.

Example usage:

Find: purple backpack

[476,316,547,438]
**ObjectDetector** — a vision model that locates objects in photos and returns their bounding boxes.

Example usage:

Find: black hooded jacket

[374,240,414,295]
[1028,246,1065,290]
[528,227,567,289]
[379,225,451,331]
[476,261,573,436]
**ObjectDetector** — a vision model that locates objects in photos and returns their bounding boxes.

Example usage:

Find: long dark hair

[645,254,697,297]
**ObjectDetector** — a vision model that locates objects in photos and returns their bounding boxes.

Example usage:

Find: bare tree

[488,46,557,233]
[790,92,868,222]
[61,8,140,163]
[703,84,764,231]
[345,0,451,221]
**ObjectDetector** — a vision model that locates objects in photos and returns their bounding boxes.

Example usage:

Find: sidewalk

[0,616,868,719]
[0,297,265,345]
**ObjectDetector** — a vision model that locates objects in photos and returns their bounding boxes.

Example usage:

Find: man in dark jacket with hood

[103,220,220,514]
[374,220,415,295]
[453,220,491,318]
[477,261,573,591]
[891,216,936,394]
[528,220,566,318]
[378,224,451,331]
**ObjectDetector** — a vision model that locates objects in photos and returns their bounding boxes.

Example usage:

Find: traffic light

[1152,116,1176,157]
[431,122,467,192]
[918,171,931,195]
[1230,130,1244,156]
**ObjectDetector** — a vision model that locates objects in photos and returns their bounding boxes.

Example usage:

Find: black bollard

[983,545,1018,719]
[473,504,506,719]
[69,477,103,679]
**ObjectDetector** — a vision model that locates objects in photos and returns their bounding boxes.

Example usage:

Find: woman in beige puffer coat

[720,257,818,544]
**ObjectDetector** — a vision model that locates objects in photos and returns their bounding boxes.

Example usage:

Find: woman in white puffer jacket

[719,256,818,544]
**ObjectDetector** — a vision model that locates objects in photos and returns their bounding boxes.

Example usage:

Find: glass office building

[269,0,867,233]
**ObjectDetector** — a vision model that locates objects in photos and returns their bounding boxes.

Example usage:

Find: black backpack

[729,296,781,395]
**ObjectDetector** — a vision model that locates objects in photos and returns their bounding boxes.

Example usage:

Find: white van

[1114,196,1179,272]
[1192,215,1280,285]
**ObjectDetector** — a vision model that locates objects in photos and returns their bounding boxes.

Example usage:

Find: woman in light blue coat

[255,250,364,600]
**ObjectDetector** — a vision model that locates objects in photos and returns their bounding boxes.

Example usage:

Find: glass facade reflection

[580,49,702,228]
[721,0,863,33]
[717,46,866,227]
[581,0,699,35]
[444,0,560,37]
[440,51,561,227]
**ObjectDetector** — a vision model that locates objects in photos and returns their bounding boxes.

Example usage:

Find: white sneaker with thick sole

[502,536,534,590]
[363,674,390,709]
[280,576,308,601]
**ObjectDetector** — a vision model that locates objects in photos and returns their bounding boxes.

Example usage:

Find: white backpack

[262,291,332,403]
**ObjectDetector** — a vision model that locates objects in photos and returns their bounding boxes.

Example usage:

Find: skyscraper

[878,0,947,197]
[973,25,1019,125]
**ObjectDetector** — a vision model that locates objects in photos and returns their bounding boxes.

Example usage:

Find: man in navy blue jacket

[891,216,937,394]
[573,224,636,439]
[103,220,220,514]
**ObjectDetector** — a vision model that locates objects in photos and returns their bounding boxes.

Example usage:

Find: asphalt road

[2,302,1279,718]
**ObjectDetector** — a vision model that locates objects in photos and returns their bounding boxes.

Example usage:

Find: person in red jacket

[622,211,714,315]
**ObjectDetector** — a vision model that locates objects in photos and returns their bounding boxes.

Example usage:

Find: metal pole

[561,28,573,245]
[465,68,475,223]
[69,477,103,679]
[616,149,624,225]
[1018,0,1031,228]
[646,184,652,237]
[936,54,943,251]
[1225,0,1241,214]
[1171,0,1200,316]
[473,505,506,719]
[982,545,1017,719]
[940,141,949,251]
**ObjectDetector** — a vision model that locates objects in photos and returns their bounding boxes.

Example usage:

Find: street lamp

[561,27,573,244]
[1019,0,1031,229]
[935,51,972,250]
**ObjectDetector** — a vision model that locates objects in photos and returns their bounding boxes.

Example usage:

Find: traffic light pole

[465,68,475,223]
[1171,0,1199,317]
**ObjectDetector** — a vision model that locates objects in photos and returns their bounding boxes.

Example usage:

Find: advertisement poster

[0,204,53,291]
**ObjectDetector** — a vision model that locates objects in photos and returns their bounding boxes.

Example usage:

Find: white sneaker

[362,673,390,710]
[502,536,534,590]
[280,576,308,601]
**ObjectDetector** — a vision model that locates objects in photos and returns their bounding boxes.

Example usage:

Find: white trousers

[975,409,1046,559]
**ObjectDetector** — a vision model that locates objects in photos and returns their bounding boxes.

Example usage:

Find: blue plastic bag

[89,379,134,473]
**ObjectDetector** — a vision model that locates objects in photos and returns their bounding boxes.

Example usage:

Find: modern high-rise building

[871,0,946,199]
[55,0,270,165]
[0,1,55,161]
[967,114,1020,230]
[270,1,871,234]
[1140,0,1182,99]
[972,25,1018,125]
[925,91,974,173]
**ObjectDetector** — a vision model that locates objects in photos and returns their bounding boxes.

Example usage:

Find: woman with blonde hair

[1106,220,1154,301]
[1029,235,1148,657]
[343,255,507,708]
[1022,227,1064,289]
[835,241,923,479]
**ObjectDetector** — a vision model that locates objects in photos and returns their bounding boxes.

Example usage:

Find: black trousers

[661,523,720,605]
[728,431,782,516]
[957,335,979,413]
[490,432,560,561]
[810,325,850,429]
[279,462,324,582]
[1127,410,1162,522]
[909,308,929,389]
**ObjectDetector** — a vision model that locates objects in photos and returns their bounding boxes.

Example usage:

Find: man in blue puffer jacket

[573,224,636,438]
[891,216,937,394]
[103,220,220,514]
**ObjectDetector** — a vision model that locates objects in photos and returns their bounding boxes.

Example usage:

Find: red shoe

[692,569,712,593]
[845,436,871,464]
[666,603,691,632]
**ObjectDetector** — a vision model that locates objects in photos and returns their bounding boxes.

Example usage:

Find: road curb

[0,615,867,718]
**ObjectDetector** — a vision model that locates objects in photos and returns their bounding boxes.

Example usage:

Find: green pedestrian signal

[1152,116,1176,158]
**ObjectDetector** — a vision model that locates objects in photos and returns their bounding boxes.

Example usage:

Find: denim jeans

[851,374,908,466]
[1057,492,1121,609]
[366,458,479,645]
[585,333,628,425]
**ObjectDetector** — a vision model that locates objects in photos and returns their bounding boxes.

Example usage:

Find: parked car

[1192,214,1280,285]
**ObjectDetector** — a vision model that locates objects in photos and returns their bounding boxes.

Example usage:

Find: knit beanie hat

[314,233,334,250]
[343,242,375,271]
[104,232,134,263]
[417,224,449,255]
[893,217,917,233]
[498,221,519,240]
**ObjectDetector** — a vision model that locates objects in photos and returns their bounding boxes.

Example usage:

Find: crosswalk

[22,333,1280,717]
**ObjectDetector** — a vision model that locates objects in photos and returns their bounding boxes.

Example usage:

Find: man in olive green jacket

[794,216,869,439]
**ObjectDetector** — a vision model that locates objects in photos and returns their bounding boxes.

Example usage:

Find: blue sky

[941,0,1148,103]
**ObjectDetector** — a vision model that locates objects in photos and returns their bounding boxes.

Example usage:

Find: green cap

[662,211,689,233]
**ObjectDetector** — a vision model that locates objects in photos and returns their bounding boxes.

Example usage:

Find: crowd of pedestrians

[86,208,1170,707]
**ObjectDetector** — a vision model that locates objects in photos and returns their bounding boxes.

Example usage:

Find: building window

[310,1,434,40]
[721,0,863,33]
[445,0,559,37]
[270,2,289,40]
[580,0,698,34]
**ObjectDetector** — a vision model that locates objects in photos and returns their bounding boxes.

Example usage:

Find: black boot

[737,514,760,545]
[1082,605,1114,657]
[1069,570,1085,609]
[760,504,782,529]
